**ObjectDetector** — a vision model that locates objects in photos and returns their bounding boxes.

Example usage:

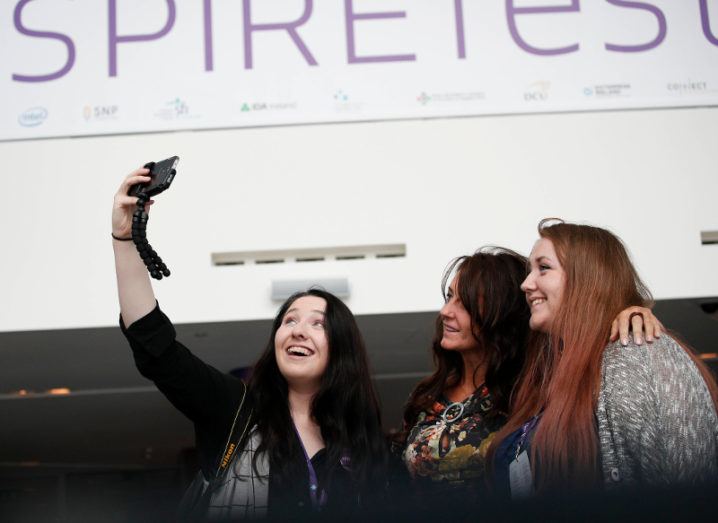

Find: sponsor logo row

[16,80,715,128]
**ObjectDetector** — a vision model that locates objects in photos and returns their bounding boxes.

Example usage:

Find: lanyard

[293,423,328,511]
[514,414,541,461]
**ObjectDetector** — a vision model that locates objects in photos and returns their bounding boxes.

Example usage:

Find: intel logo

[18,107,48,127]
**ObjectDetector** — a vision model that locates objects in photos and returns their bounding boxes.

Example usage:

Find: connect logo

[333,90,349,102]
[18,107,48,127]
[666,80,708,94]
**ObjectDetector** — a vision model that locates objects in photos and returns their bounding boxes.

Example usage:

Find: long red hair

[490,219,718,492]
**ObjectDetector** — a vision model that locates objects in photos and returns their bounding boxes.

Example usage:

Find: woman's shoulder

[602,334,694,377]
[600,334,710,407]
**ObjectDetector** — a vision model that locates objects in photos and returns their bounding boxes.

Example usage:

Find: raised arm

[113,168,244,465]
[112,168,155,326]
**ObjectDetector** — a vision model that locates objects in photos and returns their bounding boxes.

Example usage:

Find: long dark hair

[248,288,387,493]
[400,247,531,439]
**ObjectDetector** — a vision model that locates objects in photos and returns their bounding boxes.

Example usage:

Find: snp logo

[523,81,551,102]
[83,105,119,121]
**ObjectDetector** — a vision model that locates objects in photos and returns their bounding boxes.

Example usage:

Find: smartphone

[129,156,179,197]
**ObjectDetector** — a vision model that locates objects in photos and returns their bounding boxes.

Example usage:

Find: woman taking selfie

[113,167,387,520]
[492,219,718,497]
[396,247,661,511]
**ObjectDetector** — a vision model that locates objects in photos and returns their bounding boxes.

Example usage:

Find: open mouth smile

[286,346,315,357]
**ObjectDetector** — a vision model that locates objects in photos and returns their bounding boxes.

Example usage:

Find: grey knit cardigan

[597,335,718,488]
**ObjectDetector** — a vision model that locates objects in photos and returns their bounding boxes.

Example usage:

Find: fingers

[617,311,631,346]
[114,194,155,216]
[631,314,643,345]
[613,306,663,346]
[128,167,150,178]
[641,310,664,343]
[115,195,140,208]
[643,313,656,343]
[117,168,150,196]
[120,175,150,194]
[655,319,665,338]
[610,319,619,342]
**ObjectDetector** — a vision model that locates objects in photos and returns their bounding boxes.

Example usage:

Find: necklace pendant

[442,401,465,423]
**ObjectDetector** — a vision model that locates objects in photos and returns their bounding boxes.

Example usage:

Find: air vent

[271,278,349,301]
[212,243,406,266]
[701,230,718,245]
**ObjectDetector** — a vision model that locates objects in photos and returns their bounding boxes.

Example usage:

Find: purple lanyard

[293,423,328,511]
[514,414,541,460]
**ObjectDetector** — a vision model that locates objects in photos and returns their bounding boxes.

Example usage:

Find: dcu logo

[18,107,48,127]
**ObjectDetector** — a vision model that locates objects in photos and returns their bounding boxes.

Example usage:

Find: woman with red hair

[491,219,718,498]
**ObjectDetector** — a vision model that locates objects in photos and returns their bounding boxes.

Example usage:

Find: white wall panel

[1,107,716,331]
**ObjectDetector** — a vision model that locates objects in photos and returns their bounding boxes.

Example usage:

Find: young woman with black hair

[396,247,662,512]
[113,168,386,521]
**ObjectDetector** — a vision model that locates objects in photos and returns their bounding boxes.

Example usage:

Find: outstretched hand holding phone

[112,167,160,327]
[112,167,153,240]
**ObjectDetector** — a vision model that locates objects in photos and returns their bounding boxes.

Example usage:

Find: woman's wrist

[112,232,132,241]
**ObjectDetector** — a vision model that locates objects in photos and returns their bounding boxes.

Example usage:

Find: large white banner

[3,0,718,141]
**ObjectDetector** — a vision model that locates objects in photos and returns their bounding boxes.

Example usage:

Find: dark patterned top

[402,384,506,499]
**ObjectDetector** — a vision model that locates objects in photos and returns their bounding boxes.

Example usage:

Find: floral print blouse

[402,384,506,498]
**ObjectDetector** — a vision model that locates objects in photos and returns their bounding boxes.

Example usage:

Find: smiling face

[521,238,566,333]
[274,295,329,390]
[440,275,480,352]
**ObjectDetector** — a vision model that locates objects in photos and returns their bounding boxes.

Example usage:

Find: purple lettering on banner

[700,0,718,46]
[345,0,416,63]
[12,0,76,82]
[243,0,317,69]
[455,0,466,59]
[505,0,580,56]
[108,0,176,77]
[604,0,666,52]
[204,0,214,70]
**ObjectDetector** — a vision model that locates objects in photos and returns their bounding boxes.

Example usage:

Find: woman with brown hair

[491,219,718,498]
[396,246,661,511]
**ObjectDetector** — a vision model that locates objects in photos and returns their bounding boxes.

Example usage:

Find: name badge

[509,450,533,499]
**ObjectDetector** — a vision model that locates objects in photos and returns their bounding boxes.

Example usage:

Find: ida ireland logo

[18,107,48,127]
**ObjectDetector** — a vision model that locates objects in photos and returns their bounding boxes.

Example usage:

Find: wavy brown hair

[490,219,718,492]
[399,247,531,442]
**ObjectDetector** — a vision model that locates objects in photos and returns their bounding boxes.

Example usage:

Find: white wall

[2,107,717,332]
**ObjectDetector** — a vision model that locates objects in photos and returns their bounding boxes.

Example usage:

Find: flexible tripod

[129,157,179,280]
[132,193,171,280]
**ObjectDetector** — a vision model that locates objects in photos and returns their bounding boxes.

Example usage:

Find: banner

[3,0,718,141]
